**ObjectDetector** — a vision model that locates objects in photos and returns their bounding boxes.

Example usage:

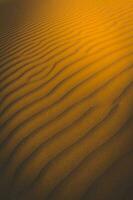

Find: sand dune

[0,0,133,199]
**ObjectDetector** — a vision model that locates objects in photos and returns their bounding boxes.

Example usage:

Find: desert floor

[0,0,133,199]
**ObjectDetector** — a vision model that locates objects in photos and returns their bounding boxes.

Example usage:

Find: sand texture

[0,0,133,199]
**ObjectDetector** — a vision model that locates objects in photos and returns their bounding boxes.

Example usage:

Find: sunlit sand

[0,0,133,199]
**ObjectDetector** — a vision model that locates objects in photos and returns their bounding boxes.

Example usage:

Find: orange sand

[0,0,133,199]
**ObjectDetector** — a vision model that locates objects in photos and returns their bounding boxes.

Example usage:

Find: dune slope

[0,0,133,199]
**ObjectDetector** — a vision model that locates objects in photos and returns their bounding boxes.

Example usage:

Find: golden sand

[0,0,133,199]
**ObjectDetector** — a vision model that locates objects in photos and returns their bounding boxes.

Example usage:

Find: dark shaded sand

[0,0,133,199]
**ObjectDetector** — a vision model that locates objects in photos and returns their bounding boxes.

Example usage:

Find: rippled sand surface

[0,0,133,199]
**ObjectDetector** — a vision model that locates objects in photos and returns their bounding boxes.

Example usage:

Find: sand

[0,0,133,199]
